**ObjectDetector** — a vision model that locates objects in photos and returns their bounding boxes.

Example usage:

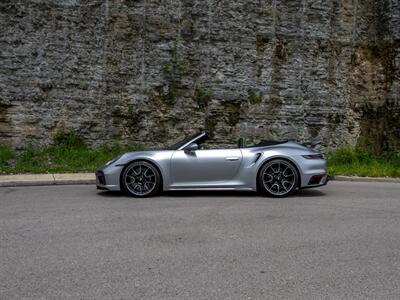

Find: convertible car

[96,132,328,197]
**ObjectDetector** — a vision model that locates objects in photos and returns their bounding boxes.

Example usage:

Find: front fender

[110,151,174,191]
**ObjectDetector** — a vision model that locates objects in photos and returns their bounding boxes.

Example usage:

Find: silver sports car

[96,132,328,197]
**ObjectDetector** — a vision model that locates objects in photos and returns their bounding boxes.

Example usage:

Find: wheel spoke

[263,173,273,183]
[281,180,290,191]
[271,183,279,192]
[282,167,288,176]
[127,175,136,181]
[133,167,140,176]
[144,182,153,191]
[282,167,294,178]
[143,168,155,178]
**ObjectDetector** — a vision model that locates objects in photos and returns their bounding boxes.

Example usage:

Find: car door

[170,148,243,187]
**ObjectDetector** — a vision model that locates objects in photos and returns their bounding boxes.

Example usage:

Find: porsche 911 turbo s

[96,132,328,197]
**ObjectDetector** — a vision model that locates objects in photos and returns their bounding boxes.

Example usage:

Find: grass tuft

[0,140,143,174]
[1,142,399,177]
[327,146,400,178]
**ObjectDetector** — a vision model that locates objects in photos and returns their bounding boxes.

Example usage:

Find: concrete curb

[0,173,399,188]
[0,173,95,187]
[334,175,400,183]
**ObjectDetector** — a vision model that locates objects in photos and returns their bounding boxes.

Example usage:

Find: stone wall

[1,0,399,151]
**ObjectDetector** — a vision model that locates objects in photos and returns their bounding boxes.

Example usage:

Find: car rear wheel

[258,159,298,197]
[121,161,161,197]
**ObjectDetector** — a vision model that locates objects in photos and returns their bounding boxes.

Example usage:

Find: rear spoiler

[304,139,321,152]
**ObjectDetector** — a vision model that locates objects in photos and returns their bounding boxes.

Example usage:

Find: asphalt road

[1,182,400,299]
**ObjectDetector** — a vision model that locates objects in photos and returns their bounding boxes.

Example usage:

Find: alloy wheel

[124,162,157,196]
[262,160,297,196]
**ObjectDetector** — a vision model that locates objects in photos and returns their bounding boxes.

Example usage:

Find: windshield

[167,133,202,150]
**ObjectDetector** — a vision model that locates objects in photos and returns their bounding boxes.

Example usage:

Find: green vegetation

[205,114,218,133]
[127,105,141,128]
[0,132,143,174]
[327,146,400,178]
[1,133,399,178]
[224,102,241,126]
[255,34,270,53]
[160,45,188,106]
[247,88,263,104]
[273,39,286,61]
[194,86,211,112]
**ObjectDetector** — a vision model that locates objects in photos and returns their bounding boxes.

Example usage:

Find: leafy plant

[160,45,188,106]
[327,146,400,178]
[194,86,211,111]
[0,132,143,174]
[248,88,262,104]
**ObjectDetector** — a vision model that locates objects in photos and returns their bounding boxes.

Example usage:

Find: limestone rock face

[1,0,399,150]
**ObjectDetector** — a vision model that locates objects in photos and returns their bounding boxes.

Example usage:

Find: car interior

[195,133,287,150]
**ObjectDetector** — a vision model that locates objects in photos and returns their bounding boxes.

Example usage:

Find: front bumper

[95,165,123,191]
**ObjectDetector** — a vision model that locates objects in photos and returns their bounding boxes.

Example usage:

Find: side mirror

[184,143,198,153]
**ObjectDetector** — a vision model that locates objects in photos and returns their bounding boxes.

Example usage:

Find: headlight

[302,154,324,159]
[105,155,122,166]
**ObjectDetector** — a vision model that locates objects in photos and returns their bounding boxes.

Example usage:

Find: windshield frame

[167,132,208,150]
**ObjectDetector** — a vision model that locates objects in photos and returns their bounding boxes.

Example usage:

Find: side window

[198,142,213,150]
[198,141,236,150]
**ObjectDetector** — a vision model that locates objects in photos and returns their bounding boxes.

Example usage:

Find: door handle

[225,157,239,161]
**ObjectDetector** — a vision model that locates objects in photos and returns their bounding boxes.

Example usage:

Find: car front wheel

[258,159,298,197]
[121,161,161,197]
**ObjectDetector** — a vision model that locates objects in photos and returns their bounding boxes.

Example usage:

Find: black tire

[121,161,162,198]
[258,159,299,197]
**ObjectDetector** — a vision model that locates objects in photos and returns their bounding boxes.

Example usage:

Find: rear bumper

[296,156,328,188]
[300,173,329,189]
